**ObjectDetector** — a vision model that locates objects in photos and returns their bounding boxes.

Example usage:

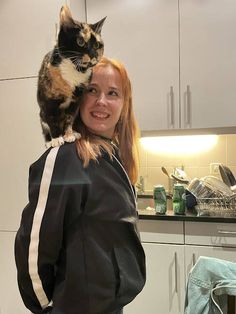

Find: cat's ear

[60,5,74,28]
[90,17,106,34]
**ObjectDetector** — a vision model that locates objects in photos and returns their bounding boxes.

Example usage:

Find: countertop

[138,209,236,223]
[137,194,236,223]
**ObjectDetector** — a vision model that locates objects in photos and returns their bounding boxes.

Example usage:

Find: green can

[153,185,167,215]
[172,184,186,215]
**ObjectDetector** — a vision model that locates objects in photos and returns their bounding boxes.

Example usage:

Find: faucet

[136,176,145,194]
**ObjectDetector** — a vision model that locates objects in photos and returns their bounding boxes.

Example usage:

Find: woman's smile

[90,111,110,119]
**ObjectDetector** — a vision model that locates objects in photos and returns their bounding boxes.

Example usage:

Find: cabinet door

[0,0,86,79]
[124,242,185,314]
[180,0,236,129]
[185,244,236,282]
[86,0,179,131]
[0,231,27,314]
[0,78,44,231]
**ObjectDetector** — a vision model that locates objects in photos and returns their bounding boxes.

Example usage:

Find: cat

[37,5,106,147]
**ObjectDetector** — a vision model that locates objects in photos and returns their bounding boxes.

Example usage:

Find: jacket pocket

[113,246,145,303]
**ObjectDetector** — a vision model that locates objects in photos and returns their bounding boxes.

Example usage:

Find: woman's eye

[87,87,97,94]
[109,90,118,96]
[77,38,85,47]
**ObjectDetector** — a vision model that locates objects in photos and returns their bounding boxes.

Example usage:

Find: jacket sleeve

[14,145,87,314]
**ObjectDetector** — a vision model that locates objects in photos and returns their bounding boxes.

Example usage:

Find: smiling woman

[80,63,124,138]
[15,57,146,314]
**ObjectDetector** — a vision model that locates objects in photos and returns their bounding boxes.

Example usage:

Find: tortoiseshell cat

[37,5,106,147]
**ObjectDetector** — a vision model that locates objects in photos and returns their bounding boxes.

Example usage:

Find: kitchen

[1,0,236,313]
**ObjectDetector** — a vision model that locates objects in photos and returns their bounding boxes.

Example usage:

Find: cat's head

[57,5,106,72]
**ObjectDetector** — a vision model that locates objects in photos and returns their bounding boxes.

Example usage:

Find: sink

[137,195,154,210]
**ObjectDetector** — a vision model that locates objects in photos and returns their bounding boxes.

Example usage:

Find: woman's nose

[96,93,106,105]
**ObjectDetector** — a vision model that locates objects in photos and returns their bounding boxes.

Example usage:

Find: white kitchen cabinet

[0,0,86,79]
[125,242,185,314]
[124,220,185,314]
[180,0,236,129]
[125,220,236,314]
[0,231,27,314]
[0,78,44,231]
[86,0,180,131]
[185,221,236,276]
[185,221,236,313]
[86,0,236,131]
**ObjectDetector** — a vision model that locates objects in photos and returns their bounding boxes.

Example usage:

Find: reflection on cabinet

[0,232,26,314]
[0,0,86,79]
[86,0,236,131]
[125,220,185,314]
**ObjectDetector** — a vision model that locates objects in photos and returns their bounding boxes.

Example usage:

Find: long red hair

[76,57,140,184]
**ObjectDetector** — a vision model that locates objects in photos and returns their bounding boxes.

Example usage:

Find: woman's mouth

[90,111,110,119]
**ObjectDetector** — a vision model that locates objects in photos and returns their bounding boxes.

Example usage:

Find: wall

[0,1,86,313]
[139,134,236,193]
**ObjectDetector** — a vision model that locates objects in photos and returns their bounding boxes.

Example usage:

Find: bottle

[172,184,186,215]
[153,185,167,215]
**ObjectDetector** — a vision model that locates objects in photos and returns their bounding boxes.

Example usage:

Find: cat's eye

[77,38,85,47]
[93,42,100,49]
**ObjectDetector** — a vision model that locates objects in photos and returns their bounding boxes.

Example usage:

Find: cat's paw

[51,136,65,147]
[64,131,81,142]
[45,141,52,149]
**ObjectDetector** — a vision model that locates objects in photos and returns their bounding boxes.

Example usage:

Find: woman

[15,57,146,314]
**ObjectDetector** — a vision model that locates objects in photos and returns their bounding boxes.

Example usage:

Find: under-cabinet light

[140,135,218,155]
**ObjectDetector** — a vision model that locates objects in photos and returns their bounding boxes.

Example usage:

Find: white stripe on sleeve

[28,146,59,309]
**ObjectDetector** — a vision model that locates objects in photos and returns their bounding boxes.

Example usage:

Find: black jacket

[15,142,146,314]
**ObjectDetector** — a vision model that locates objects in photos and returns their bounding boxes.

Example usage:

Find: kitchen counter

[137,194,236,223]
[138,209,236,223]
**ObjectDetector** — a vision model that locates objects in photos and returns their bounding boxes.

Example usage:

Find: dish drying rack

[196,195,236,217]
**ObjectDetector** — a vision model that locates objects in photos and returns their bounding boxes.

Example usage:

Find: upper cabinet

[180,0,236,129]
[86,0,236,131]
[0,0,86,79]
[86,0,179,131]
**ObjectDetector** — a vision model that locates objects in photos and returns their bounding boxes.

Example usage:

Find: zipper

[112,154,137,208]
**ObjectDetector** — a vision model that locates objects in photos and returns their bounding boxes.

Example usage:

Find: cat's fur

[37,5,106,147]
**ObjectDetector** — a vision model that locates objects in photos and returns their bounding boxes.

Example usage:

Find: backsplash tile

[138,134,236,193]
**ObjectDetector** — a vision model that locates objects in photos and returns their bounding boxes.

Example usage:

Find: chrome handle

[174,252,178,293]
[184,85,191,128]
[218,230,236,235]
[192,253,196,266]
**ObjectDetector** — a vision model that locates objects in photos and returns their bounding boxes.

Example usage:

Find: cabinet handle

[174,252,178,293]
[184,85,191,128]
[192,253,196,266]
[168,86,175,128]
[218,230,236,235]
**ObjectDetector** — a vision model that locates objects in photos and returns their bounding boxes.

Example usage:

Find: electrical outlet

[210,163,220,175]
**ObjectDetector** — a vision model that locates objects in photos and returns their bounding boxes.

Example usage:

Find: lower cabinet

[124,242,185,314]
[125,220,236,314]
[124,220,185,314]
[0,231,27,314]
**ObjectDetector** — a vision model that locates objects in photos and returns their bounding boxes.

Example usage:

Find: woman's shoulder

[30,142,82,172]
[28,142,90,186]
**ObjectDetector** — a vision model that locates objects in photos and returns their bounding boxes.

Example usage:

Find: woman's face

[80,65,124,138]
